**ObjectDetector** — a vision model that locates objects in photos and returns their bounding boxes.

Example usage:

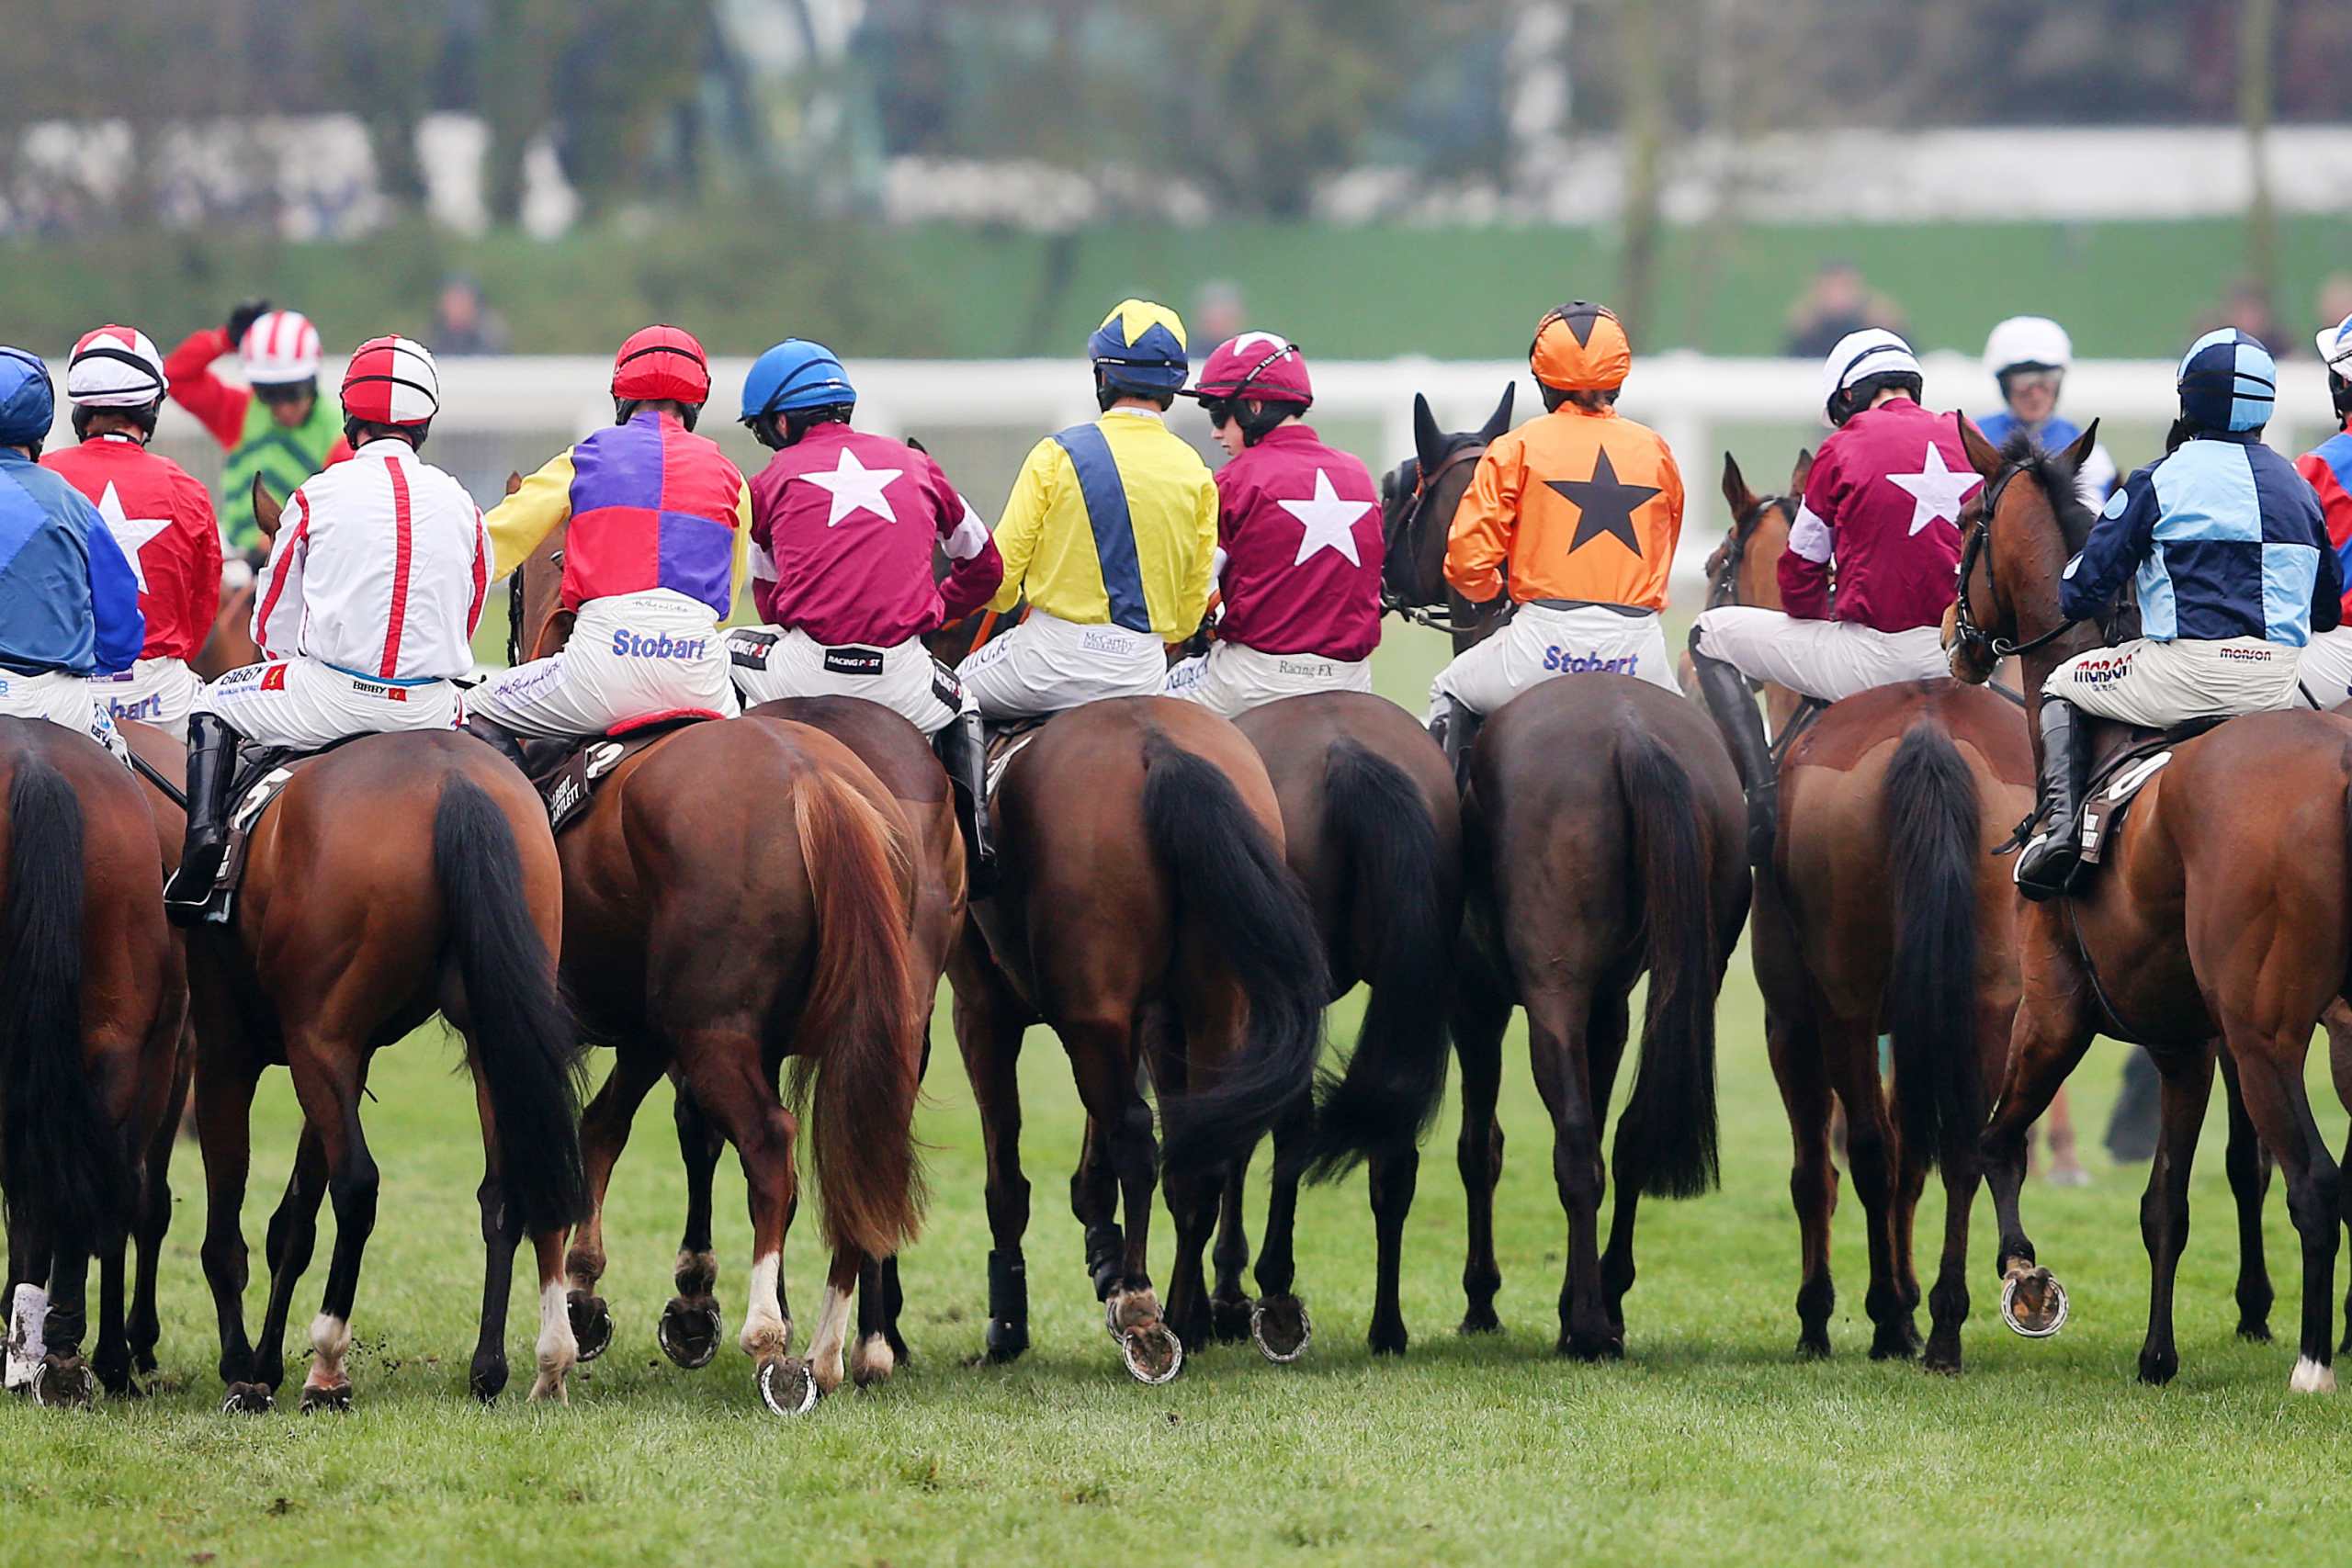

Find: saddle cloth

[982,716,1049,799]
[189,737,362,925]
[519,714,714,834]
[2075,716,2228,867]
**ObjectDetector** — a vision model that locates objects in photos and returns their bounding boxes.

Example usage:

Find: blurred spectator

[1195,279,1246,346]
[2198,276,2290,357]
[1781,259,1903,358]
[2319,273,2352,343]
[431,273,509,356]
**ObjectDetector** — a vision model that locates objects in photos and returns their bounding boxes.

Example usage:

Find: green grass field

[8,639,2352,1567]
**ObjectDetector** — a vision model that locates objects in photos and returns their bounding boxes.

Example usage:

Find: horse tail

[1614,728,1723,1199]
[433,772,588,1236]
[1883,721,1984,1170]
[785,764,925,1260]
[1145,738,1330,1172]
[0,750,130,1256]
[1303,739,1453,1182]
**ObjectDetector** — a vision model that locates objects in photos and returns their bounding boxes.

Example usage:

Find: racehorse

[1950,421,2352,1389]
[1216,690,1461,1358]
[0,720,183,1406]
[948,697,1333,1381]
[1379,389,1518,651]
[1693,451,1811,739]
[503,517,929,1415]
[191,484,588,1414]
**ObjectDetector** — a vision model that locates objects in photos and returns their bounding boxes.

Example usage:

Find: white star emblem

[1277,468,1373,567]
[797,449,903,528]
[1885,444,1981,536]
[93,481,172,593]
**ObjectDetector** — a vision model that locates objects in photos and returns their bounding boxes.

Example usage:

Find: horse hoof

[569,1292,614,1363]
[220,1382,274,1416]
[1558,1332,1625,1363]
[299,1382,353,1414]
[2138,1348,2178,1386]
[1367,1319,1408,1358]
[658,1298,722,1370]
[30,1359,93,1409]
[1250,1296,1312,1364]
[755,1358,819,1416]
[2290,1356,2337,1394]
[1119,1322,1184,1385]
[1457,1305,1501,1337]
[983,1319,1028,1364]
[1998,1269,2069,1338]
[2240,1320,2275,1344]
[1210,1295,1254,1344]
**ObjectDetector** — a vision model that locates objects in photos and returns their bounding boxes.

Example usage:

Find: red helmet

[1186,333,1312,407]
[612,324,711,403]
[339,336,440,426]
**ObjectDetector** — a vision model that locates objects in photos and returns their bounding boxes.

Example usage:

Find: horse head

[1380,385,1514,640]
[1708,448,1809,613]
[1948,418,2106,692]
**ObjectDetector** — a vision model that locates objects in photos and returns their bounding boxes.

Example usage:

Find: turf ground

[7,641,2352,1567]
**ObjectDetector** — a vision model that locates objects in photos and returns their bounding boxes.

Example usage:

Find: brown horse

[1690,450,1812,739]
[1379,389,1518,653]
[1210,691,1461,1358]
[951,697,1332,1380]
[1448,677,1749,1355]
[1951,423,2352,1389]
[0,720,183,1406]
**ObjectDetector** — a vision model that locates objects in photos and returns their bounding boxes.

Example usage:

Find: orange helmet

[1529,301,1632,392]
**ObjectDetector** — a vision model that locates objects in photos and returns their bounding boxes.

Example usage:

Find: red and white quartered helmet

[66,324,166,407]
[239,310,322,386]
[340,336,440,426]
[1186,332,1313,407]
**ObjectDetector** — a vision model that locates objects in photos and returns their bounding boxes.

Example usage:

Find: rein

[1951,462,2085,662]
[1706,495,1793,610]
[1380,440,1489,631]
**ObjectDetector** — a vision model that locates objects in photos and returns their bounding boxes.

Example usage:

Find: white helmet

[239,310,322,386]
[1821,329,1921,421]
[65,324,165,407]
[2316,313,2352,376]
[1983,315,2073,378]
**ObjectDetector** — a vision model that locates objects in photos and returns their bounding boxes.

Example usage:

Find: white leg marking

[2290,1355,2337,1394]
[852,1332,897,1384]
[529,1280,577,1403]
[740,1253,787,1360]
[6,1283,48,1390]
[808,1283,853,1394]
[307,1314,352,1386]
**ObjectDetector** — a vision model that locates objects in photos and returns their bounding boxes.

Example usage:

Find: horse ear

[1478,384,1516,442]
[1412,394,1445,472]
[250,475,282,542]
[1788,447,1814,497]
[2060,418,2100,476]
[1957,415,2003,479]
[505,470,524,497]
[1720,452,1754,516]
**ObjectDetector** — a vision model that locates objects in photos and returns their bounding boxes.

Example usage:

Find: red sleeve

[163,329,249,450]
[1778,448,1838,620]
[930,462,1003,621]
[177,468,223,646]
[324,435,355,468]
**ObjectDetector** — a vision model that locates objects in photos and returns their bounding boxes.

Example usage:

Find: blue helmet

[1088,299,1189,396]
[2176,328,2276,434]
[0,347,52,447]
[740,339,857,423]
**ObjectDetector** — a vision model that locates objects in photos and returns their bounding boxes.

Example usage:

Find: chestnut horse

[952,697,1331,1380]
[1951,423,2352,1389]
[0,720,182,1406]
[1690,450,1812,739]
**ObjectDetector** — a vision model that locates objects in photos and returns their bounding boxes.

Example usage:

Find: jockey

[0,347,144,754]
[471,326,748,749]
[1975,315,2117,504]
[43,325,222,740]
[1690,328,1976,861]
[2014,329,2338,900]
[958,299,1218,718]
[1165,333,1384,716]
[723,336,1004,886]
[168,337,487,922]
[1426,300,1685,772]
[2290,311,2352,707]
[163,300,350,557]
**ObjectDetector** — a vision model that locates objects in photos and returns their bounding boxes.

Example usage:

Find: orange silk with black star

[1443,403,1686,609]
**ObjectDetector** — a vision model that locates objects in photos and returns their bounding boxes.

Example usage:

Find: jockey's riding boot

[1430,696,1481,794]
[466,714,532,773]
[2015,696,2092,902]
[1690,645,1777,867]
[164,712,240,927]
[935,708,998,899]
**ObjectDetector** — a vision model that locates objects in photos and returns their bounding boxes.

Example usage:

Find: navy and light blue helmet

[2176,328,2276,434]
[740,339,857,423]
[1088,299,1189,396]
[0,347,52,447]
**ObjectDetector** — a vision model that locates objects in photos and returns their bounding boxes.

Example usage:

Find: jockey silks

[163,326,350,554]
[748,422,1002,649]
[1211,423,1384,662]
[1782,397,1976,634]
[1444,400,1686,612]
[0,447,142,678]
[2294,423,2352,620]
[44,432,221,662]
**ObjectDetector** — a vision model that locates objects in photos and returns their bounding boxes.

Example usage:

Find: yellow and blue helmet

[1088,299,1189,397]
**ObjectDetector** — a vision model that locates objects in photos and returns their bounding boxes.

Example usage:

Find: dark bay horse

[1218,690,1462,1358]
[951,697,1331,1381]
[1951,423,2352,1389]
[1380,388,1517,652]
[1451,677,1749,1355]
[0,719,183,1406]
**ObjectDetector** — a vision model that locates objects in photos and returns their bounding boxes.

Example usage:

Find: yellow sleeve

[727,478,752,622]
[484,448,579,581]
[988,439,1058,613]
[1444,442,1519,603]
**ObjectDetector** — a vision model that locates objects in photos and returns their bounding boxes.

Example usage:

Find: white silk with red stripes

[254,439,490,681]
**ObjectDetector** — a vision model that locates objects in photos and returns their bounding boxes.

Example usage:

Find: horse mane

[1998,430,2095,554]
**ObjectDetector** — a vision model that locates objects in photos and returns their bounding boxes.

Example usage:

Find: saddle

[517,715,715,835]
[2072,716,2228,868]
[982,716,1050,799]
[187,736,366,925]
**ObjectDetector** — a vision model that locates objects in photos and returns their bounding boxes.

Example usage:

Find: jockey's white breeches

[1690,606,1949,704]
[956,610,1167,720]
[2049,636,2302,728]
[727,625,964,737]
[196,656,461,750]
[469,589,739,739]
[0,669,127,760]
[90,656,205,740]
[1164,640,1372,719]
[1428,602,1676,720]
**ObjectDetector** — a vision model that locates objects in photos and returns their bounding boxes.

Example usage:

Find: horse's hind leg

[2221,1047,2276,1342]
[852,1253,900,1385]
[1524,980,1615,1359]
[37,1246,95,1406]
[1921,996,2011,1375]
[659,1079,732,1371]
[287,1039,379,1411]
[466,1071,523,1403]
[1453,952,1512,1336]
[1821,1014,1915,1359]
[1366,1140,1419,1356]
[254,1123,331,1394]
[2222,1021,2343,1393]
[126,1032,192,1379]
[564,1047,663,1365]
[1589,986,1642,1342]
[1768,996,1837,1357]
[1209,1156,1254,1341]
[678,1041,811,1410]
[953,942,1034,1362]
[1982,954,2098,1338]
[2135,1045,2218,1385]
[1066,1017,1175,1379]
[91,1242,130,1397]
[194,1040,269,1410]
[1248,1094,1314,1362]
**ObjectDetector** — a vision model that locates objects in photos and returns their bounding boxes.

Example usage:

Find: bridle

[1951,459,2087,664]
[1380,438,1491,632]
[1706,494,1794,610]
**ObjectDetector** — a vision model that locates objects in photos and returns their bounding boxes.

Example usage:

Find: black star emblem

[1546,447,1661,556]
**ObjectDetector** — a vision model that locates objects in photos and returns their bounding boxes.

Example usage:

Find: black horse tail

[0,751,130,1257]
[1304,739,1453,1182]
[433,772,588,1236]
[1614,728,1722,1199]
[1146,738,1329,1173]
[1883,722,1984,1170]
